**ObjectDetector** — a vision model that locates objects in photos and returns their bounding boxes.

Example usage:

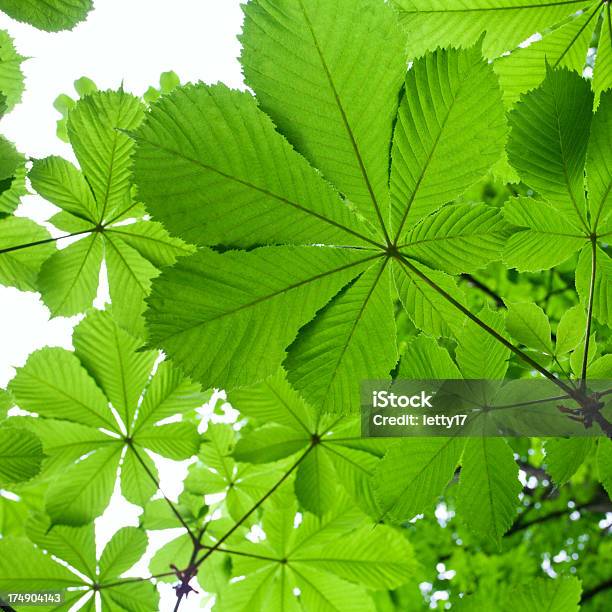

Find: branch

[171,445,315,611]
[581,578,612,603]
[460,273,505,308]
[507,497,612,536]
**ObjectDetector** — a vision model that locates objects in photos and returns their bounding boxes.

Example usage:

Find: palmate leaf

[185,423,287,524]
[8,310,206,526]
[26,90,193,335]
[505,70,612,319]
[2,516,156,612]
[0,0,93,32]
[135,2,509,412]
[213,493,415,611]
[229,370,391,516]
[393,0,608,107]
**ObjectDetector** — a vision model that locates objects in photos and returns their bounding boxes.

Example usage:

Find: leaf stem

[98,571,177,589]
[395,252,576,396]
[0,228,95,255]
[580,238,597,388]
[127,442,198,543]
[459,273,505,308]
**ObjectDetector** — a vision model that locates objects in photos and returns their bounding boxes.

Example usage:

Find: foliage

[0,0,611,611]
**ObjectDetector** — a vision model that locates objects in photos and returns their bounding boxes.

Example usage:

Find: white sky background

[0,2,246,610]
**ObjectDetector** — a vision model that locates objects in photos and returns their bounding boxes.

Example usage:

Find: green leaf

[0,135,22,182]
[457,308,510,379]
[556,305,587,355]
[374,438,465,523]
[100,580,159,612]
[505,301,553,354]
[18,418,116,478]
[0,0,93,31]
[149,532,192,578]
[457,437,521,547]
[228,369,318,434]
[120,447,158,507]
[501,576,581,612]
[393,259,467,338]
[0,216,55,291]
[27,514,96,579]
[285,261,398,413]
[294,446,338,516]
[586,91,612,230]
[0,537,84,591]
[133,361,206,432]
[399,335,462,379]
[104,233,158,335]
[593,5,612,106]
[393,0,590,59]
[390,44,507,239]
[0,427,44,484]
[0,155,27,215]
[576,245,611,326]
[291,524,415,589]
[45,443,122,526]
[133,84,371,248]
[37,234,103,316]
[67,90,144,223]
[507,67,593,231]
[597,438,612,499]
[400,204,510,274]
[241,0,406,233]
[99,527,148,580]
[133,422,200,460]
[145,246,376,390]
[73,310,157,433]
[29,156,98,223]
[0,387,13,417]
[493,8,596,108]
[293,567,375,612]
[106,221,194,267]
[233,425,308,464]
[545,438,595,486]
[0,30,25,112]
[587,354,612,378]
[503,197,587,272]
[10,347,119,432]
